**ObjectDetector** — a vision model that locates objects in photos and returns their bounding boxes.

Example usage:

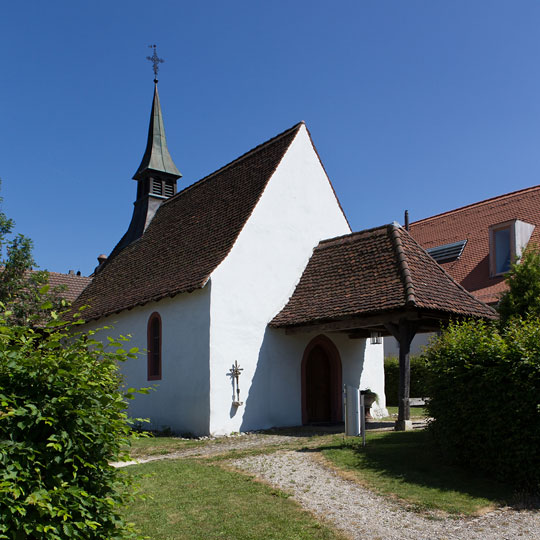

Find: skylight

[426,240,467,262]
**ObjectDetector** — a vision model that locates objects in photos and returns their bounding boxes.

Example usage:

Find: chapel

[73,80,494,435]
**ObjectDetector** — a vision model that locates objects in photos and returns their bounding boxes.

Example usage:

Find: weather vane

[146,44,164,83]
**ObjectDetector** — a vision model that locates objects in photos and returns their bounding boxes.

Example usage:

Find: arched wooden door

[301,336,342,424]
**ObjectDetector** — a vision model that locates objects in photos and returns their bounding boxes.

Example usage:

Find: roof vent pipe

[404,210,409,231]
[97,254,108,265]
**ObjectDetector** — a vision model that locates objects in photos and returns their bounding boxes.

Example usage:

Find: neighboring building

[8,269,91,304]
[410,185,540,304]
[385,185,540,357]
[47,271,92,302]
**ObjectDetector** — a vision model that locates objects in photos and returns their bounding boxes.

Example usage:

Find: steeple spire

[133,82,181,181]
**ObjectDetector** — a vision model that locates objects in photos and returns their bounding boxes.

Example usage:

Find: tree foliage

[425,318,540,493]
[0,307,144,539]
[0,191,63,326]
[498,246,540,326]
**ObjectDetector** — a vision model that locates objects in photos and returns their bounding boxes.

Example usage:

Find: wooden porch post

[385,318,417,431]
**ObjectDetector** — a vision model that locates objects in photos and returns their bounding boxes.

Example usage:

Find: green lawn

[321,430,513,514]
[127,435,205,459]
[123,428,515,538]
[124,459,345,540]
[382,406,427,420]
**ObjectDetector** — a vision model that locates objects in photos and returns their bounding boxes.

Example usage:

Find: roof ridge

[317,224,390,249]
[411,184,540,226]
[46,270,89,277]
[161,122,305,206]
[388,223,416,306]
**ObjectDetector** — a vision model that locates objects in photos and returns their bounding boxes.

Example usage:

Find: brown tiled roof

[72,123,304,321]
[271,224,496,328]
[46,272,92,302]
[2,269,91,303]
[409,185,540,303]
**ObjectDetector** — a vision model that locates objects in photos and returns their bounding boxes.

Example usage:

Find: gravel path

[232,450,540,540]
[115,421,427,468]
[114,432,308,467]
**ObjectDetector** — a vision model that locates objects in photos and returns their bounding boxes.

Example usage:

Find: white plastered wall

[235,330,386,433]
[208,125,386,435]
[83,287,211,436]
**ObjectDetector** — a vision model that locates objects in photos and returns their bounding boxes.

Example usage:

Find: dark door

[305,345,331,422]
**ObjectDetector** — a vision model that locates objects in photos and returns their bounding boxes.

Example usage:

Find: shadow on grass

[301,430,530,510]
[265,423,344,435]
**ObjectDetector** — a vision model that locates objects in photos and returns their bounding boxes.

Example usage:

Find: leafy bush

[425,318,540,493]
[384,355,430,406]
[498,246,540,326]
[0,304,144,539]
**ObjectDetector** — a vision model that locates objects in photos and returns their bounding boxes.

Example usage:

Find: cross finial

[146,44,164,83]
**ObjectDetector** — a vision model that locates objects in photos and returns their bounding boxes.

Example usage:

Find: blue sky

[2,1,540,276]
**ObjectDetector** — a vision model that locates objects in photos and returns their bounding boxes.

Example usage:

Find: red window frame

[147,312,162,380]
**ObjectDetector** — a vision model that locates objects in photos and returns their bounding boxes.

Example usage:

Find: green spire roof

[133,83,181,181]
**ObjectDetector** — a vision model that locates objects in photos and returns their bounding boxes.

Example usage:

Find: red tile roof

[72,122,304,321]
[2,269,91,303]
[271,224,496,328]
[44,271,92,302]
[409,185,540,304]
[0,270,92,328]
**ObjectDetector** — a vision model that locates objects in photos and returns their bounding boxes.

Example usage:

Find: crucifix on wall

[229,360,244,406]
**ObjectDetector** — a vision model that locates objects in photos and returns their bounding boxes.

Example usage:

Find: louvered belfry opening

[164,181,174,197]
[151,177,163,196]
[148,177,176,198]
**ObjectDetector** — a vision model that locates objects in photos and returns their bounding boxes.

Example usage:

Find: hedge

[384,355,430,406]
[424,318,540,493]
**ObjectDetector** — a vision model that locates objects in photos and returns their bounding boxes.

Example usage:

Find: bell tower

[104,47,181,265]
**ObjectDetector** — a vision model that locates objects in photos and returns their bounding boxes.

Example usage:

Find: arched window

[147,312,162,380]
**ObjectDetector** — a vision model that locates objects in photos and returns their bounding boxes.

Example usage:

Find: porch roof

[270,223,497,336]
